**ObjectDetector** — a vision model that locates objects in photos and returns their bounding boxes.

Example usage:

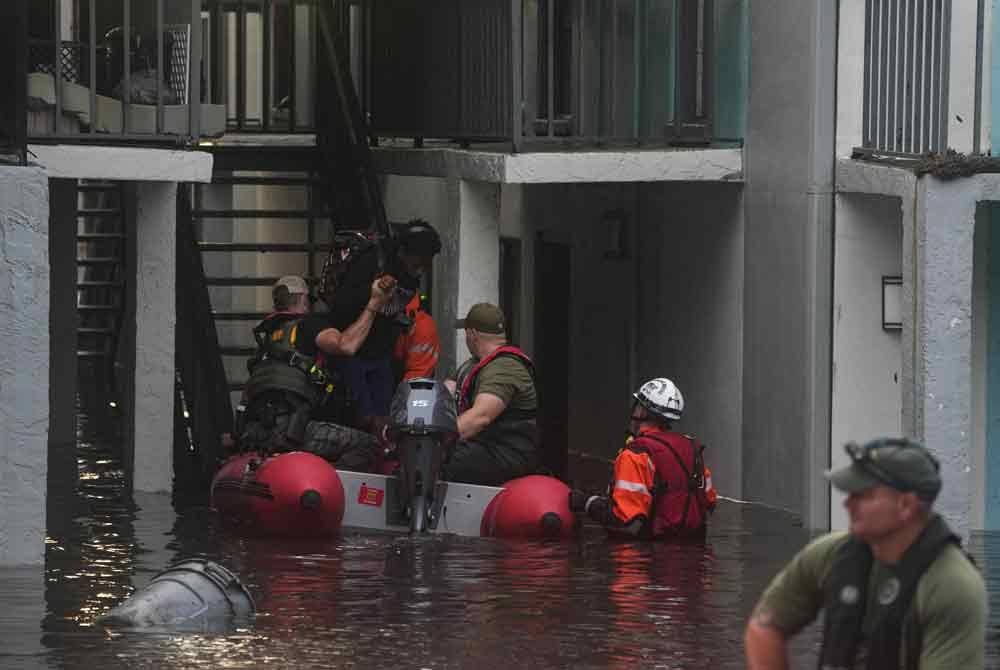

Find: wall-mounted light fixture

[882,275,902,331]
[602,209,628,260]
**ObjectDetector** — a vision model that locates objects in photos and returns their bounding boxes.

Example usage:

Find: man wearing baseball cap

[745,437,985,669]
[442,302,539,486]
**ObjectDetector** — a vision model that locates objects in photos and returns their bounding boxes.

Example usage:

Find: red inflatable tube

[480,475,577,539]
[211,452,345,537]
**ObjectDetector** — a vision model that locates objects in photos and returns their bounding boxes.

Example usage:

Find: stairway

[190,170,331,399]
[75,180,126,395]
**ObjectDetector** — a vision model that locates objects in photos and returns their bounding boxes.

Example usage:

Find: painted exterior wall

[830,193,903,530]
[743,0,836,526]
[0,167,50,566]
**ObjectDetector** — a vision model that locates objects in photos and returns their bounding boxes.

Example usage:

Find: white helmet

[633,378,683,422]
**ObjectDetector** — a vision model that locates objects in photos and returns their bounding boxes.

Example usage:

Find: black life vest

[818,514,964,670]
[243,313,346,445]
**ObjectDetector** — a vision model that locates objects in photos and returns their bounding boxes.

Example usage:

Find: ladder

[75,180,126,395]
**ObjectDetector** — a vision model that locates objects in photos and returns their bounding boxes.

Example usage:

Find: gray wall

[743,0,837,526]
[524,181,745,496]
[0,166,50,566]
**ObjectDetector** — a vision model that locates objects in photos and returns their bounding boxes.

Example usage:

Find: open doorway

[534,233,570,479]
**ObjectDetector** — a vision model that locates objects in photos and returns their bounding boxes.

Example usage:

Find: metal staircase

[174,1,391,483]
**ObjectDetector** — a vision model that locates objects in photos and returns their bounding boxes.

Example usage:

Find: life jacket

[455,346,539,455]
[628,430,715,538]
[242,313,342,447]
[818,514,968,670]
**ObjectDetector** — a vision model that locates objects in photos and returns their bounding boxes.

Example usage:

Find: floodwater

[1,393,999,669]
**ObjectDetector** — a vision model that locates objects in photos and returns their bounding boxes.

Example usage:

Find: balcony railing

[25,0,221,144]
[860,0,986,157]
[203,0,321,132]
[361,0,726,150]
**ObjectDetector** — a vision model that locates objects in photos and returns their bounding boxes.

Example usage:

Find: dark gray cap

[825,437,942,501]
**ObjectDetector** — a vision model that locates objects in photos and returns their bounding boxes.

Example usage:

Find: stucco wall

[132,183,177,493]
[830,193,903,529]
[0,167,50,566]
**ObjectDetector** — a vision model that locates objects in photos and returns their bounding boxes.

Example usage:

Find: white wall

[133,183,178,493]
[830,193,903,529]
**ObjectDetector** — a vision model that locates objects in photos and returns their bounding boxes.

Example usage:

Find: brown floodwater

[0,390,997,669]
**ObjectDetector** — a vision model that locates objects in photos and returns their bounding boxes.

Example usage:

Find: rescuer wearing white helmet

[570,377,717,539]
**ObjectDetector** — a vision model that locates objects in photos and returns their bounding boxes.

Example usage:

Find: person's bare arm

[744,605,790,670]
[315,275,395,356]
[457,392,506,440]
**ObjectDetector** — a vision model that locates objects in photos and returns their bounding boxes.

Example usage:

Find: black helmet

[397,219,442,257]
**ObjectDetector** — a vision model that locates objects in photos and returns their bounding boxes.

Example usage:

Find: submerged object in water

[97,559,254,632]
[211,451,346,536]
[480,475,576,539]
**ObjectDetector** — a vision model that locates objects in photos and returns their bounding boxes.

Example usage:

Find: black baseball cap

[826,437,942,501]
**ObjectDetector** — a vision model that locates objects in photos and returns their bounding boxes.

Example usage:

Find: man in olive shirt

[745,437,986,670]
[443,303,539,486]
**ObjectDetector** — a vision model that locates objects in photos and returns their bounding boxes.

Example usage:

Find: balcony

[25,0,224,145]
[359,0,747,151]
[857,0,987,157]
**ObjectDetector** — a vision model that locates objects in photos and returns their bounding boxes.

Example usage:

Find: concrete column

[743,0,836,528]
[133,183,177,493]
[47,179,78,453]
[451,180,501,370]
[914,177,978,535]
[0,166,50,566]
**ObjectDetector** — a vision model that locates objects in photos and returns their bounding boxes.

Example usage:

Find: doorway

[534,233,570,479]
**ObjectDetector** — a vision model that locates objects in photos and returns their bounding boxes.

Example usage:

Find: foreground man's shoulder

[920,544,986,606]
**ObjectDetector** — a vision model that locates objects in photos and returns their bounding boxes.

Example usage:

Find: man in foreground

[744,437,986,669]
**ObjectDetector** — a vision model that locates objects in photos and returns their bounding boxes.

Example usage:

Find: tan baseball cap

[274,275,309,295]
[454,303,506,335]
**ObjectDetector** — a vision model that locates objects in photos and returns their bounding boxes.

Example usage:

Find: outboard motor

[96,559,255,632]
[387,378,457,533]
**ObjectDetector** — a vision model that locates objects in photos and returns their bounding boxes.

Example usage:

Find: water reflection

[1,386,999,668]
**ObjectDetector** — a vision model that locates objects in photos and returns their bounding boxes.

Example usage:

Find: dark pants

[441,440,538,487]
[337,356,394,419]
[240,416,378,472]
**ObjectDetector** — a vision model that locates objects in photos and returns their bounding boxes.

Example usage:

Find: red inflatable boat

[211,378,576,538]
[211,452,574,539]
